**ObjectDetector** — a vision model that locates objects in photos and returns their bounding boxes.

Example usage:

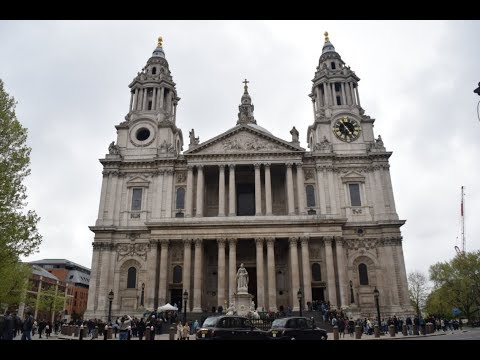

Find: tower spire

[237,79,256,125]
[322,30,336,54]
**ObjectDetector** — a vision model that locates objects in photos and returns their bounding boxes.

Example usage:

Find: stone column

[185,165,194,217]
[193,239,203,312]
[331,83,336,105]
[327,169,338,215]
[156,87,161,110]
[266,238,277,312]
[217,238,226,307]
[228,238,237,302]
[164,169,173,218]
[315,166,327,215]
[152,170,164,219]
[134,88,139,110]
[182,239,192,311]
[395,238,411,307]
[346,82,352,105]
[159,87,164,109]
[323,83,329,106]
[97,171,109,220]
[152,87,157,110]
[255,237,265,310]
[355,85,361,107]
[264,163,272,215]
[129,91,134,111]
[383,241,400,306]
[295,163,306,214]
[300,237,312,310]
[146,240,159,309]
[228,164,236,216]
[289,237,301,311]
[324,237,338,308]
[315,86,322,107]
[341,83,347,105]
[218,165,225,216]
[335,237,348,309]
[254,163,262,215]
[142,88,148,110]
[286,163,295,215]
[195,165,204,217]
[158,239,169,306]
[311,99,316,118]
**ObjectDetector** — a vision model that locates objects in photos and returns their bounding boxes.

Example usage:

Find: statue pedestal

[234,293,253,317]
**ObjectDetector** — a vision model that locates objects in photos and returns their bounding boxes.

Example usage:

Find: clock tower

[307,32,378,155]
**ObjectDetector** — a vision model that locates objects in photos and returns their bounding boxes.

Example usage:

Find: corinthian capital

[289,237,299,247]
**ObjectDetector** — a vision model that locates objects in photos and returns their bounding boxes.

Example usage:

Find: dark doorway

[245,267,257,307]
[237,184,255,216]
[170,289,182,311]
[312,287,325,302]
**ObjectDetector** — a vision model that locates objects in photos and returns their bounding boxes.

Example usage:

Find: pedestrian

[21,312,34,340]
[176,320,183,340]
[45,322,52,339]
[182,322,190,340]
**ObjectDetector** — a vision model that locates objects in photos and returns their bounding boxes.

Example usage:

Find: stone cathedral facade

[85,34,412,320]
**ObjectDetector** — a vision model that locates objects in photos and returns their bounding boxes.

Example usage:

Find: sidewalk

[326,329,468,340]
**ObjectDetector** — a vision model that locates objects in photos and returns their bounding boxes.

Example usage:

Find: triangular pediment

[184,125,304,155]
[126,176,150,187]
[341,171,365,183]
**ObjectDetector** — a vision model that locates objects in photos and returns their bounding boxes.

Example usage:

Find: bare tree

[408,271,430,319]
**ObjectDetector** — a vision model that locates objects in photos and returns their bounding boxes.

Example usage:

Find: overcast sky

[1,20,479,278]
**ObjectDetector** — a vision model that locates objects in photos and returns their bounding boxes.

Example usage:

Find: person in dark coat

[21,312,34,340]
[2,312,15,340]
[137,318,146,340]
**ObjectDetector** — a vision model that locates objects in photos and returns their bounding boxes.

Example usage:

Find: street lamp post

[297,289,303,317]
[183,290,188,325]
[107,290,114,324]
[373,287,381,331]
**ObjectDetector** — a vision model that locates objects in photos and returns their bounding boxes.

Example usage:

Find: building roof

[66,269,90,286]
[31,265,60,281]
[29,259,90,274]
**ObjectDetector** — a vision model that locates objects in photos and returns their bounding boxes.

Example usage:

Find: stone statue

[236,263,249,293]
[375,135,384,147]
[108,141,119,155]
[226,303,236,315]
[290,126,299,143]
[189,129,199,145]
[157,36,163,48]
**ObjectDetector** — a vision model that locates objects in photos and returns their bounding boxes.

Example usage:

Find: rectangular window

[336,96,341,105]
[131,188,143,211]
[349,184,361,206]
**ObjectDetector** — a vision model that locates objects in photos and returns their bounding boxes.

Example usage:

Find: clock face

[333,117,361,142]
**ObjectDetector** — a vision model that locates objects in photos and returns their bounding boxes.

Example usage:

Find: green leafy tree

[408,271,430,319]
[0,79,41,309]
[429,251,480,324]
[36,286,66,322]
[425,287,454,319]
[0,259,31,313]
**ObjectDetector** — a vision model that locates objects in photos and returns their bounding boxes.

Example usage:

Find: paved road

[401,327,480,340]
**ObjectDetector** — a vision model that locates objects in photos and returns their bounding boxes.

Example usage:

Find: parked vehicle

[266,316,328,340]
[196,315,268,340]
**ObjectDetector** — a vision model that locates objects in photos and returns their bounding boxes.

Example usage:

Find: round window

[136,128,150,141]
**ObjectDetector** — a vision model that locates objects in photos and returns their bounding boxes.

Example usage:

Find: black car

[196,315,268,340]
[266,317,328,340]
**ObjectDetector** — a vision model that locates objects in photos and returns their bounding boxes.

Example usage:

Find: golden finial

[324,31,329,42]
[157,36,163,48]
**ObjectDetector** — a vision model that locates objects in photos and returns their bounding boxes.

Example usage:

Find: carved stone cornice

[295,162,303,168]
[117,243,150,261]
[264,163,271,168]
[344,238,378,250]
[176,172,186,183]
[165,169,174,175]
[380,236,402,246]
[92,242,114,250]
[149,239,159,245]
[304,168,315,180]
[289,237,298,247]
[227,238,237,246]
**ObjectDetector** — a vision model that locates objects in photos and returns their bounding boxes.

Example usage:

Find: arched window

[311,263,321,281]
[127,267,137,288]
[331,62,336,70]
[173,265,182,284]
[152,67,157,75]
[306,185,316,207]
[358,263,369,285]
[176,187,185,209]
